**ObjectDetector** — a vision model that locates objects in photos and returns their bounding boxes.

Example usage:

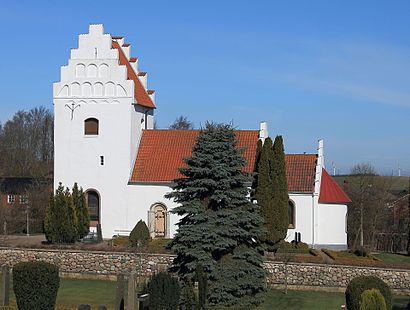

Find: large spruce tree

[167,122,266,308]
[72,183,89,239]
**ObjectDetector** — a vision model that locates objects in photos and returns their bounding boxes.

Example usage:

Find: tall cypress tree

[72,183,89,239]
[167,122,266,308]
[255,137,275,244]
[271,135,289,245]
[251,139,263,195]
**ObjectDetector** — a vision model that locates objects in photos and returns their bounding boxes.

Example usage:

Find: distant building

[0,177,33,207]
[53,24,351,249]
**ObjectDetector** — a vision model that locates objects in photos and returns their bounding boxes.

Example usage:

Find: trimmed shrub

[360,288,386,310]
[345,276,391,310]
[13,261,60,310]
[147,271,180,310]
[354,247,369,257]
[129,220,150,248]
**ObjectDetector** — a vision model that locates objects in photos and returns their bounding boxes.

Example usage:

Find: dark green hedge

[12,261,60,310]
[345,276,391,310]
[147,271,180,309]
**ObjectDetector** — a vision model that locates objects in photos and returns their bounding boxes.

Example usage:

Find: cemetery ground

[0,277,409,309]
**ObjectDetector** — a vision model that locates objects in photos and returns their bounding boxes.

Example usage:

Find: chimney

[259,121,269,143]
[317,139,324,169]
[314,139,325,195]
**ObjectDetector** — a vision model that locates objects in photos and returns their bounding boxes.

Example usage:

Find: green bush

[12,261,60,310]
[354,247,369,257]
[360,288,386,310]
[147,271,180,309]
[129,220,150,248]
[345,276,391,310]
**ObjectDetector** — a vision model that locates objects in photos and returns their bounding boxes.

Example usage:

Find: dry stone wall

[0,248,409,292]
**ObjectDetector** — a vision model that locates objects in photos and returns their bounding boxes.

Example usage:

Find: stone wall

[0,248,409,293]
[0,248,174,276]
[265,261,410,293]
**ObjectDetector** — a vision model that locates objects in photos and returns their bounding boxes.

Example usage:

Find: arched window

[288,200,295,229]
[87,190,100,224]
[148,203,168,238]
[84,118,99,135]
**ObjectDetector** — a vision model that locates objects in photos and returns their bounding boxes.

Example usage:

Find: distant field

[333,175,409,191]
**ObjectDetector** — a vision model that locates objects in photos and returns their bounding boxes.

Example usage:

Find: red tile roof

[112,41,156,109]
[129,57,137,63]
[131,130,319,193]
[319,169,351,203]
[131,130,258,183]
[285,154,317,192]
[122,43,130,47]
[138,72,147,76]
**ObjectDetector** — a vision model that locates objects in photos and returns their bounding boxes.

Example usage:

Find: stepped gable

[111,40,156,109]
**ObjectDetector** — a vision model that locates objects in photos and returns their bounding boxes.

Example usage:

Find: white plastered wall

[53,24,150,238]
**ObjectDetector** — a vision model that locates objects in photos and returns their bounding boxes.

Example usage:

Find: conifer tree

[167,122,266,308]
[72,183,89,239]
[255,137,275,243]
[44,183,78,243]
[251,139,263,195]
[271,135,289,245]
[61,187,77,243]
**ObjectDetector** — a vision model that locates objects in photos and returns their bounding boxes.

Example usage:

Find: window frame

[84,118,99,136]
[288,200,296,229]
[7,194,15,204]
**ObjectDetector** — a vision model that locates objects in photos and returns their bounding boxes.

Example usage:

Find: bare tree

[0,107,53,177]
[168,116,194,130]
[345,163,392,250]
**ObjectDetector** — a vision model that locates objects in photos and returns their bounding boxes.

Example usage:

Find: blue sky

[1,1,409,175]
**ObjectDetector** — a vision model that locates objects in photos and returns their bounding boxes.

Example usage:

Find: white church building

[53,24,351,249]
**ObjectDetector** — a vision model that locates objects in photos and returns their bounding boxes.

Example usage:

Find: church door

[154,206,166,237]
[87,190,100,226]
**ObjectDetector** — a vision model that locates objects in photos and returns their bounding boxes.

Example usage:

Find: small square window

[20,195,28,204]
[7,195,15,204]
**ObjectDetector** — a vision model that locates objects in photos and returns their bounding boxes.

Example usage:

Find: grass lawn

[262,289,410,310]
[374,252,410,267]
[4,278,118,310]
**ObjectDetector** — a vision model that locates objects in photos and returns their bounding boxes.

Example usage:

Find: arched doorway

[86,190,100,226]
[148,203,168,238]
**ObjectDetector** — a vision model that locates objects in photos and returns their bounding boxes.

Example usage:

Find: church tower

[53,24,156,235]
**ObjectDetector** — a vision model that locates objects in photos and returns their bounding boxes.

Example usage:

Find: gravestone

[77,305,91,310]
[127,272,136,310]
[98,306,107,310]
[115,273,125,310]
[0,265,10,306]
